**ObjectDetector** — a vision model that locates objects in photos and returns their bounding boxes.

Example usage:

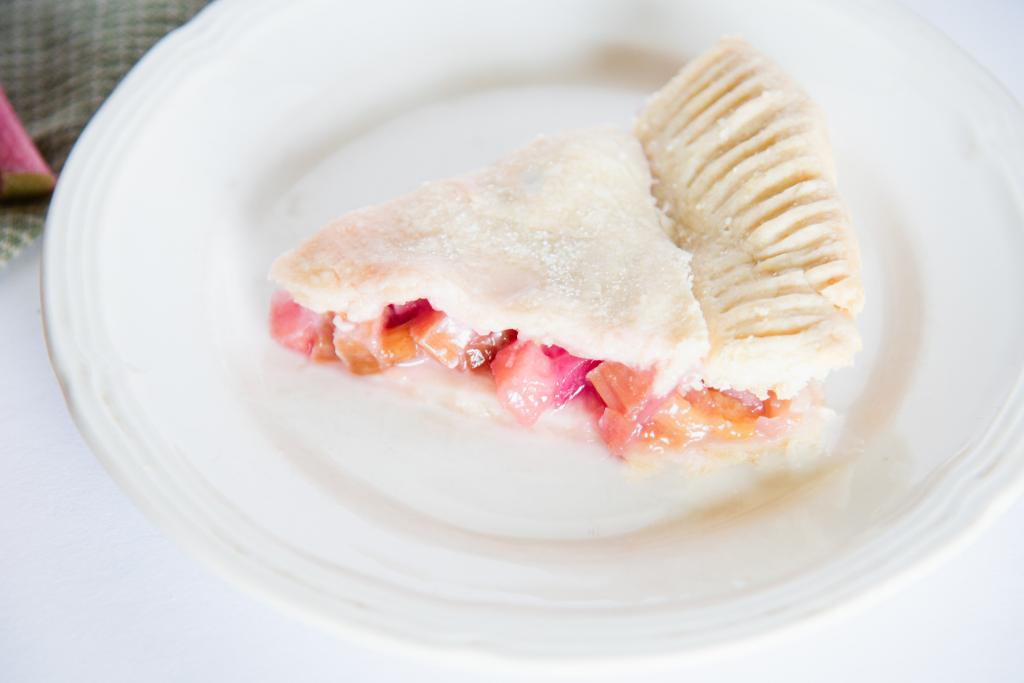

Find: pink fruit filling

[270,293,796,457]
[488,341,599,426]
[269,290,335,361]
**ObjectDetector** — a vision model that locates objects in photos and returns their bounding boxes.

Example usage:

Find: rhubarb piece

[491,340,558,426]
[333,319,383,374]
[597,407,645,456]
[379,320,420,365]
[544,347,600,408]
[270,290,333,358]
[0,87,55,201]
[464,330,516,370]
[410,310,475,370]
[640,393,704,450]
[686,388,765,425]
[682,388,763,440]
[385,299,432,328]
[586,362,656,416]
[764,393,791,418]
[335,311,423,373]
[490,341,597,424]
[309,319,338,362]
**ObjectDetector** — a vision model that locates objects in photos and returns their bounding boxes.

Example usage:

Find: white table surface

[3,1,1023,680]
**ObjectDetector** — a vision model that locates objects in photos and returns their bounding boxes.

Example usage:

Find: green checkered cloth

[0,0,209,267]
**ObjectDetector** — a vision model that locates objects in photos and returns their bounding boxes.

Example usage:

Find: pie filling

[270,291,801,457]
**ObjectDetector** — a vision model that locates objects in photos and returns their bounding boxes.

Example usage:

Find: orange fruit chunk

[586,362,655,416]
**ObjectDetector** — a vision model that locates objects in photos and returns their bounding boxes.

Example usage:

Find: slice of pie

[269,39,863,460]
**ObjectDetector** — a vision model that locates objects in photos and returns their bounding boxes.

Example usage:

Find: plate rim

[40,0,1024,669]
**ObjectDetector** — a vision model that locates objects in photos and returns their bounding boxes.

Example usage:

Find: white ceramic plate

[43,0,1024,666]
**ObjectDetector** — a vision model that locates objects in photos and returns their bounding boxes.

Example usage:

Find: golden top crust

[272,127,709,391]
[636,37,864,397]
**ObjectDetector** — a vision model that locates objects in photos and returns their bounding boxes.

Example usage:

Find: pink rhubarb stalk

[0,87,55,201]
